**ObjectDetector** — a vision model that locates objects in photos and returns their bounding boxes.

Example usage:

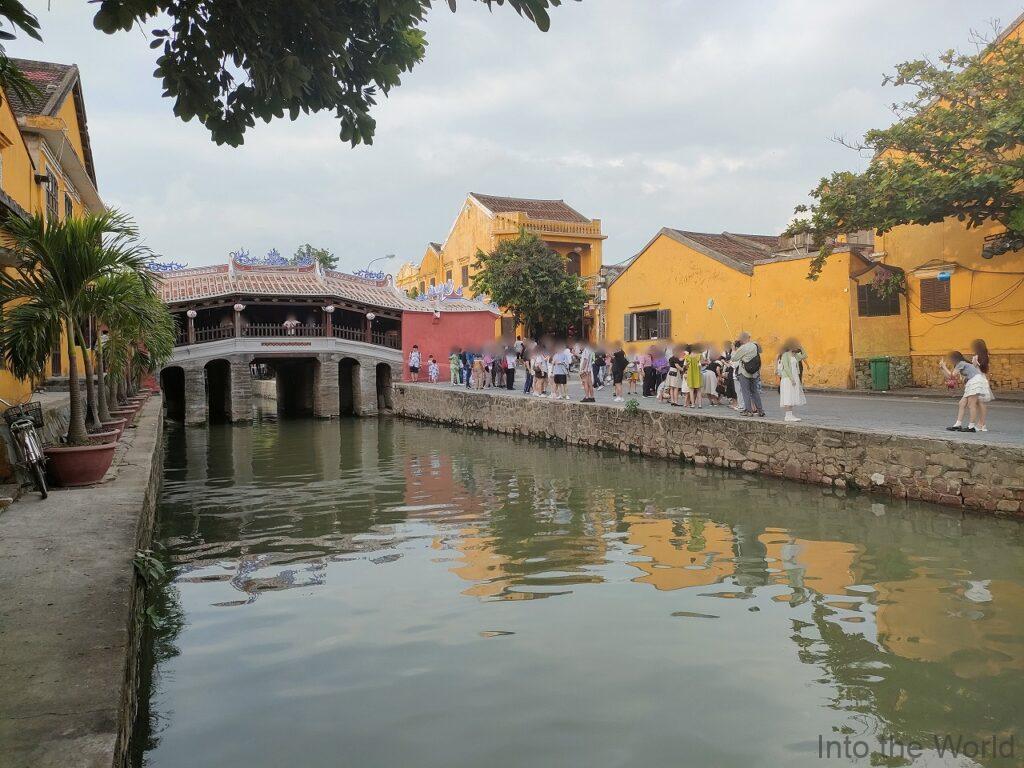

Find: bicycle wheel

[30,461,48,499]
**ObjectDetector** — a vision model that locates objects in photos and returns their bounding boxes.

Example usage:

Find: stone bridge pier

[162,346,398,426]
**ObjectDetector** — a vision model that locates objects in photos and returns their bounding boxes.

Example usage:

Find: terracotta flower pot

[86,429,120,444]
[44,442,117,487]
[101,418,127,438]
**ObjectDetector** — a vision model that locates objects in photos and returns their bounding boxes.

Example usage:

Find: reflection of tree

[797,594,1023,755]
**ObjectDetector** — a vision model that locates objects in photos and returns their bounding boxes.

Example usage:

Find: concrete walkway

[0,398,163,768]
[423,378,1024,448]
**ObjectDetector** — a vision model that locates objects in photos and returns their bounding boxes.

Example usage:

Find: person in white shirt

[578,344,596,402]
[551,347,572,400]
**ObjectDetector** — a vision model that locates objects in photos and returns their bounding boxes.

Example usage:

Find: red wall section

[401,310,497,381]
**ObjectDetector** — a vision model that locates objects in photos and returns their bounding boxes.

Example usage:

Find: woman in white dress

[970,339,995,432]
[777,340,807,422]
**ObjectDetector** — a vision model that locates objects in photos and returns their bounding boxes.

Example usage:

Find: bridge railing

[174,322,401,350]
[243,323,323,338]
[193,325,234,343]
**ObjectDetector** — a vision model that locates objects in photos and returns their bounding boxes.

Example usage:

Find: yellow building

[605,228,894,389]
[395,193,606,338]
[0,58,103,404]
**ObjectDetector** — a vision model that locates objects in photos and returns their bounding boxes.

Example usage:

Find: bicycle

[0,397,48,499]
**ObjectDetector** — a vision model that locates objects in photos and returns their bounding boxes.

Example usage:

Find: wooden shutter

[623,313,633,342]
[656,309,671,339]
[920,278,950,313]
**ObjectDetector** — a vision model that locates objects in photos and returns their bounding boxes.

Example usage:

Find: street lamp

[364,253,396,272]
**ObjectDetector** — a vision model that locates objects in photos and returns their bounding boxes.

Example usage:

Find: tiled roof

[670,230,781,266]
[470,193,591,223]
[7,59,77,117]
[157,261,493,313]
[428,242,442,252]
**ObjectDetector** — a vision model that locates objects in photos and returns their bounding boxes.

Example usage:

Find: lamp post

[186,309,197,345]
[233,303,244,338]
[364,254,396,274]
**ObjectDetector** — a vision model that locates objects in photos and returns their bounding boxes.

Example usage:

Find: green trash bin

[868,357,890,391]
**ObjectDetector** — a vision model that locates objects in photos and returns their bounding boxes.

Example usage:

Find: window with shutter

[656,309,671,339]
[460,266,469,286]
[623,314,633,342]
[919,278,950,313]
[857,285,900,317]
[445,269,452,283]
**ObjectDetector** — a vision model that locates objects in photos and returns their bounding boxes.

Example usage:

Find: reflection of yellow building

[395,193,606,339]
[1,59,104,404]
[875,577,1024,678]
[625,515,735,591]
[759,533,861,597]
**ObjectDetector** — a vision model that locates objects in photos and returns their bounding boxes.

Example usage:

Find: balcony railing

[175,323,401,350]
[491,213,604,238]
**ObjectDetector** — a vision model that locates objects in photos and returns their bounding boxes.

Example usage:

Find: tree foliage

[0,0,41,107]
[789,33,1024,277]
[0,1,575,147]
[470,230,586,335]
[293,243,338,270]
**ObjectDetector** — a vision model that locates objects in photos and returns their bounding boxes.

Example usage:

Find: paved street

[418,378,1024,448]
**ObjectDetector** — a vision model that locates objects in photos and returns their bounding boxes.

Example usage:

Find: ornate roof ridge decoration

[146,259,189,272]
[414,280,465,302]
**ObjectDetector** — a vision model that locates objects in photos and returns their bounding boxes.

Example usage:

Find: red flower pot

[44,442,117,487]
[101,418,127,438]
[86,429,120,444]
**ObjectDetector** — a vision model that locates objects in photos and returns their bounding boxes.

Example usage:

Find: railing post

[324,305,334,339]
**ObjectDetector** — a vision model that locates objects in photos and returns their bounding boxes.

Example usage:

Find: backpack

[743,353,761,375]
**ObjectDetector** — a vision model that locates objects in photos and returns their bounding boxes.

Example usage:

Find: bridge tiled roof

[157,260,494,313]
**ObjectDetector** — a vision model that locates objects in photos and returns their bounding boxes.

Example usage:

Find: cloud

[9,0,1024,269]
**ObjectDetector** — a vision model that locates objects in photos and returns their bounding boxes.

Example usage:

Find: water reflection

[136,412,1024,768]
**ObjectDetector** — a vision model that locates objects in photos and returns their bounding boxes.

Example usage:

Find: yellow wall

[877,219,1024,389]
[848,268,910,360]
[606,232,857,387]
[397,197,605,298]
[0,77,93,405]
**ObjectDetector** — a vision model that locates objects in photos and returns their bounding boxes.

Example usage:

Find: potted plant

[0,211,156,486]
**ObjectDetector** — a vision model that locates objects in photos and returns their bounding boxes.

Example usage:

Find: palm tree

[0,211,153,445]
[96,273,175,404]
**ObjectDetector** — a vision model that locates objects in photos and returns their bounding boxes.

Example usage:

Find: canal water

[133,413,1024,768]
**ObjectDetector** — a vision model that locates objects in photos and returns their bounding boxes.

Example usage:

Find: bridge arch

[205,359,232,422]
[339,357,360,416]
[376,363,394,411]
[160,365,185,421]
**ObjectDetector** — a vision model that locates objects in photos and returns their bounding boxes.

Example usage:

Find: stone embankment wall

[392,384,1024,516]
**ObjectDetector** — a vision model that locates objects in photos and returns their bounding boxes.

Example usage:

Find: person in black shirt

[610,344,629,402]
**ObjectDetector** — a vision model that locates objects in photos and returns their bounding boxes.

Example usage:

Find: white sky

[8,1,1024,272]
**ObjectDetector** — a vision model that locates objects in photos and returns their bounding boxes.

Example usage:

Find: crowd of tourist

[410,333,813,420]
[408,334,998,431]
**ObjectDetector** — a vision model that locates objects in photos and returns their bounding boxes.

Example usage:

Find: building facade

[605,229,894,389]
[0,58,103,404]
[394,193,606,339]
